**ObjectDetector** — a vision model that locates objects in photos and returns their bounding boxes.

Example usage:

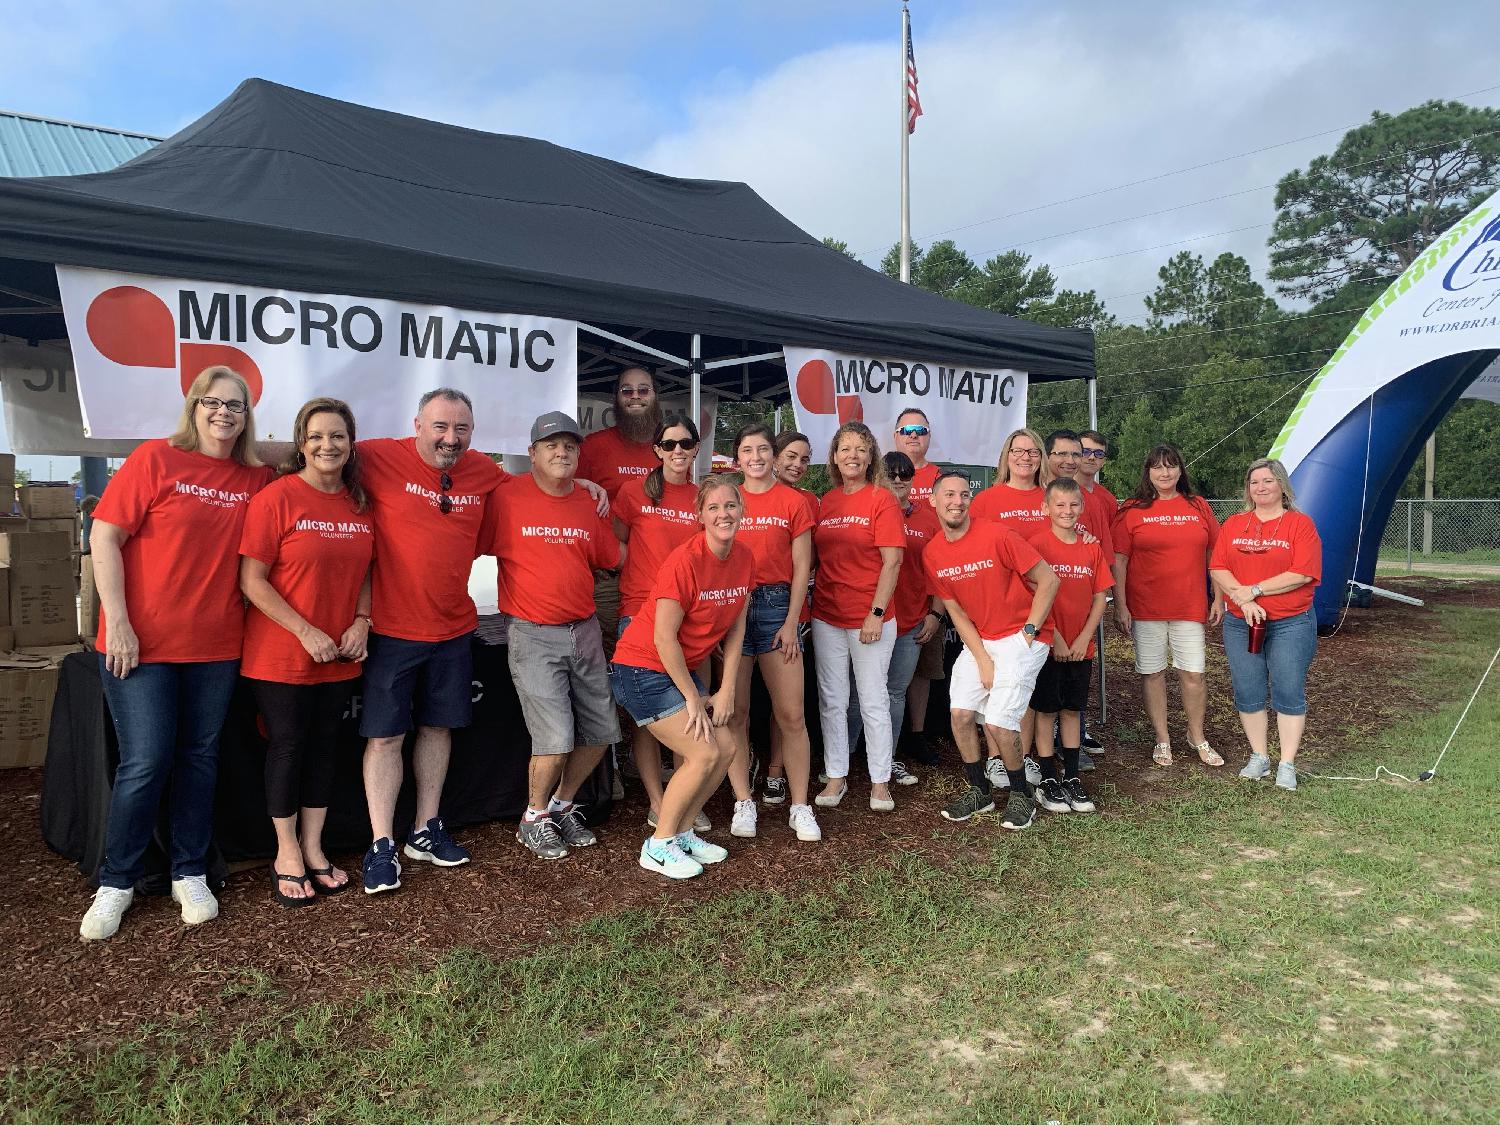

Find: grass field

[7,606,1498,1124]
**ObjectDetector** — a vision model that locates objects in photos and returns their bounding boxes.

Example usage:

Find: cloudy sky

[2,0,1497,466]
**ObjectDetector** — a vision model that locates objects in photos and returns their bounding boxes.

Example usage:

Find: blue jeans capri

[609,663,706,726]
[743,583,796,656]
[1221,609,1316,716]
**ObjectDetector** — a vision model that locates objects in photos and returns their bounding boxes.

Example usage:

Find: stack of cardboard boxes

[0,457,86,768]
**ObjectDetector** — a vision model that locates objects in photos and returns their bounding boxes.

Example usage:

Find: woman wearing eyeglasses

[1111,443,1223,768]
[613,418,709,828]
[1209,459,1322,791]
[970,428,1051,535]
[80,366,276,941]
[239,398,374,905]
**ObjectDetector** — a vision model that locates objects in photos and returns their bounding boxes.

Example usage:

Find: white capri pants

[813,617,896,784]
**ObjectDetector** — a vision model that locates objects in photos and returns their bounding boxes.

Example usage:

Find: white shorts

[1131,619,1206,675]
[949,631,1051,732]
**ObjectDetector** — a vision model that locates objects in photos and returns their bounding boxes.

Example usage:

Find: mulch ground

[1,576,1493,1069]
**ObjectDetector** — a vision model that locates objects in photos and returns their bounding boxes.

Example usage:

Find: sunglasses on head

[656,438,699,452]
[439,471,453,515]
[896,424,930,437]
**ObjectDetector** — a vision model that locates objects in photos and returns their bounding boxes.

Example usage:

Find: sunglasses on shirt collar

[439,471,453,515]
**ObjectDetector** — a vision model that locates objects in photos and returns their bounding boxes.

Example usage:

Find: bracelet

[355,613,372,624]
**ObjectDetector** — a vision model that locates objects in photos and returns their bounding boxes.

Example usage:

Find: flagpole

[899,3,912,283]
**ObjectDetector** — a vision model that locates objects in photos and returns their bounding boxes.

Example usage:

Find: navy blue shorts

[358,631,474,738]
[743,583,796,656]
[609,663,705,726]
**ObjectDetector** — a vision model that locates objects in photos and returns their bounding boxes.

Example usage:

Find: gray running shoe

[1077,749,1096,772]
[551,806,597,848]
[983,757,1010,790]
[1000,792,1036,831]
[1024,757,1043,787]
[940,786,995,822]
[517,817,570,860]
[1239,753,1271,780]
[1275,761,1298,791]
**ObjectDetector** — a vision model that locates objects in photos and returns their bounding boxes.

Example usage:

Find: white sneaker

[984,757,1010,790]
[789,804,823,842]
[171,875,220,926]
[730,798,758,838]
[79,886,134,941]
[639,838,702,880]
[676,830,728,864]
[1024,757,1043,788]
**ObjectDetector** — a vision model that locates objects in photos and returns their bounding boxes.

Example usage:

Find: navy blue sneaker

[362,837,402,894]
[404,817,471,866]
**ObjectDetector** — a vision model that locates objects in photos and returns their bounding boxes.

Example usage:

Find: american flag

[905,22,923,134]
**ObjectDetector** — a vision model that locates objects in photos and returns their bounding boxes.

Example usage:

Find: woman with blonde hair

[80,366,276,940]
[970,427,1051,534]
[1210,458,1322,791]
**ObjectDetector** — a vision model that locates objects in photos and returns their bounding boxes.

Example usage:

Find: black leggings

[249,679,353,819]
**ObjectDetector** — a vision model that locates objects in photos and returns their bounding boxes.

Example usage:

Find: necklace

[1244,509,1287,553]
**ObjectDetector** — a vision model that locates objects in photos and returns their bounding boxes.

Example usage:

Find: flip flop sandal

[273,870,316,908]
[1193,742,1225,767]
[307,865,351,895]
[1151,743,1173,767]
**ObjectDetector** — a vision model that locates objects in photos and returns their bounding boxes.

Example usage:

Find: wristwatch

[1250,584,1263,599]
[870,606,885,618]
[1023,623,1039,639]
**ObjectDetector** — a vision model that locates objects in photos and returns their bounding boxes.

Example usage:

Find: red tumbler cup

[1247,619,1266,654]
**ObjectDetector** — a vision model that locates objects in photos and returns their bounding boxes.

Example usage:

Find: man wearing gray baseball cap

[488,411,626,860]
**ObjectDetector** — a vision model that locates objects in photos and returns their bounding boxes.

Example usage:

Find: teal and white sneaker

[1275,761,1298,791]
[676,830,728,864]
[1239,753,1271,780]
[639,837,703,880]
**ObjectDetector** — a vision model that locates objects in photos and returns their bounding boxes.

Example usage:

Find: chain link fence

[1207,498,1500,571]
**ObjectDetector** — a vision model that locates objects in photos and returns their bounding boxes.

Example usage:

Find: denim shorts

[743,583,796,656]
[1222,609,1316,716]
[359,632,473,738]
[609,663,705,726]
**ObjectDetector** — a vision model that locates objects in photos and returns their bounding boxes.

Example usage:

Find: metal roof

[0,109,159,177]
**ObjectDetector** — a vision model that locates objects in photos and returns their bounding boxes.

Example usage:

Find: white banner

[0,342,140,457]
[56,267,578,454]
[1462,356,1500,404]
[783,346,1027,467]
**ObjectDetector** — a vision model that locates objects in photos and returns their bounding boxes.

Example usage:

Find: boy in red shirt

[493,412,627,861]
[1027,479,1112,815]
[922,471,1059,830]
[892,409,946,766]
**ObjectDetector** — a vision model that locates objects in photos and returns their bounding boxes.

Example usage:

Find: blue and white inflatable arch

[1270,192,1500,627]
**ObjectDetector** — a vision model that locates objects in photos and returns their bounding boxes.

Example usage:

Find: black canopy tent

[0,78,1094,423]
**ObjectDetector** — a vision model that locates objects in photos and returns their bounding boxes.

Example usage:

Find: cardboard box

[0,568,8,627]
[0,531,73,566]
[0,626,13,653]
[18,485,75,519]
[0,516,27,534]
[28,517,79,540]
[79,555,100,641]
[0,453,13,512]
[7,561,77,646]
[0,653,60,768]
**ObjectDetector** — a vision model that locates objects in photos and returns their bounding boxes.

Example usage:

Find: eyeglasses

[1049,449,1081,459]
[198,395,247,414]
[896,424,930,437]
[619,387,653,398]
[1080,449,1107,459]
[439,471,453,515]
[656,438,699,452]
[1010,448,1041,459]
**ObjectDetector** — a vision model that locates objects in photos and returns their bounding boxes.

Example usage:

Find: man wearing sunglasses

[891,408,946,764]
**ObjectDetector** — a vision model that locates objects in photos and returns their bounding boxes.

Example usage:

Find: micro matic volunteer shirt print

[1111,495,1219,623]
[1028,527,1112,656]
[612,535,756,673]
[893,500,941,635]
[922,522,1053,645]
[356,437,506,641]
[491,475,617,623]
[1210,510,1322,621]
[735,481,815,588]
[811,484,905,628]
[579,428,657,501]
[908,462,941,507]
[239,475,374,683]
[614,477,700,619]
[94,439,275,661]
[969,482,1048,537]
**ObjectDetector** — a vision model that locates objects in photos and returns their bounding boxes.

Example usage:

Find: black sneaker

[940,786,995,822]
[1078,748,1096,772]
[905,730,940,766]
[762,776,788,805]
[1035,777,1071,813]
[1000,792,1036,831]
[1063,777,1096,813]
[404,817,471,866]
[552,805,598,847]
[362,838,402,894]
[1081,732,1105,754]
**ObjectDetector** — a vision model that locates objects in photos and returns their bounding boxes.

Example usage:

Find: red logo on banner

[795,358,863,422]
[83,285,264,403]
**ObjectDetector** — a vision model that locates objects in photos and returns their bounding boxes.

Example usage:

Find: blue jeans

[1221,610,1316,716]
[847,622,924,750]
[97,657,240,890]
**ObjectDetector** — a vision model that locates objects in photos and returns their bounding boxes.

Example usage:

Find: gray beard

[617,405,662,444]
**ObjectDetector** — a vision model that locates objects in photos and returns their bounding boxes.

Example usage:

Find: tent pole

[1088,373,1106,725]
[691,334,702,482]
[576,322,688,367]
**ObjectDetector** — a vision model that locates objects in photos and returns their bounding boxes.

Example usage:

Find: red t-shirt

[811,483,906,629]
[1077,483,1116,560]
[923,520,1052,644]
[491,476,620,624]
[579,427,657,501]
[736,481,815,588]
[1111,495,1219,622]
[612,535,754,673]
[792,487,819,624]
[909,463,941,506]
[358,438,507,642]
[1028,526,1113,656]
[893,501,941,633]
[970,482,1048,536]
[1210,510,1323,620]
[93,439,275,663]
[614,477,701,617]
[239,475,374,683]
